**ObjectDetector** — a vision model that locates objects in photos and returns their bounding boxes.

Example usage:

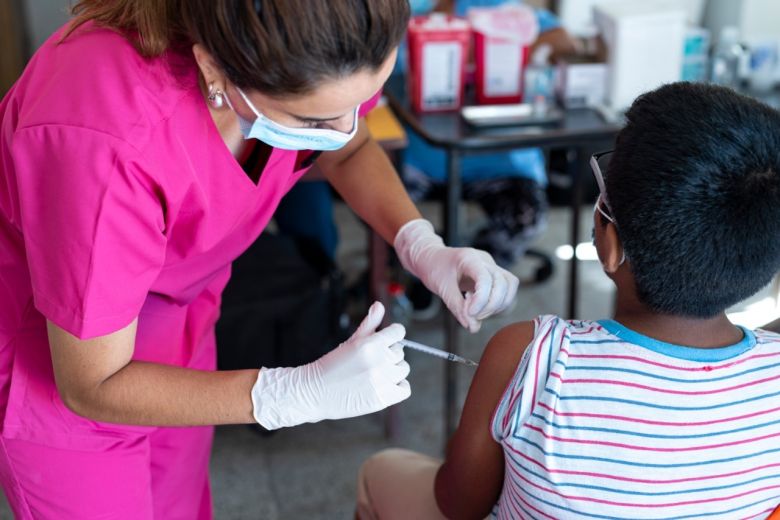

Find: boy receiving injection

[357,82,780,519]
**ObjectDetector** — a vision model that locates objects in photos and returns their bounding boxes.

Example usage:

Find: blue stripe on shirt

[527,412,780,441]
[505,448,780,498]
[508,471,778,520]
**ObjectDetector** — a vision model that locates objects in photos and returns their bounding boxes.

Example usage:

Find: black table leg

[370,228,398,440]
[444,148,462,442]
[567,147,583,319]
[381,148,404,442]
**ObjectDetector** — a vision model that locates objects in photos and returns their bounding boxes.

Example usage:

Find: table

[383,75,622,437]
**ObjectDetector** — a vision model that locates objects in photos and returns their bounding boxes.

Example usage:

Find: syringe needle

[400,339,479,367]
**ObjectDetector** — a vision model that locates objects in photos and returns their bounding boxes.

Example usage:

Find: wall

[0,0,29,95]
[24,0,72,51]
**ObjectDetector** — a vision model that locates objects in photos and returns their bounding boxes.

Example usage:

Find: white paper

[422,42,462,110]
[485,41,522,97]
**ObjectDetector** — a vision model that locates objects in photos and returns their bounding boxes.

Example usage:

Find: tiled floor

[1,203,775,519]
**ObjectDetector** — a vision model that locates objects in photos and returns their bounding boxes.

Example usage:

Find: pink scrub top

[0,23,379,450]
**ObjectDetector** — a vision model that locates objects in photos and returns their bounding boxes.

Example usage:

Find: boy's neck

[612,295,744,349]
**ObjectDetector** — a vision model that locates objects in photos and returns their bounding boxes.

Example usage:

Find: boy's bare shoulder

[478,321,537,387]
[490,320,537,344]
[484,321,536,358]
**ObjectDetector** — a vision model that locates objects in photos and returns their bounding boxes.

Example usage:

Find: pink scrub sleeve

[359,91,382,118]
[11,125,167,339]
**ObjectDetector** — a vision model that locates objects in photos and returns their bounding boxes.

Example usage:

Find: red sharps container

[406,14,472,113]
[469,5,539,105]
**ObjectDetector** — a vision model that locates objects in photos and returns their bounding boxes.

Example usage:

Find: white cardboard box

[595,1,687,110]
[556,60,608,108]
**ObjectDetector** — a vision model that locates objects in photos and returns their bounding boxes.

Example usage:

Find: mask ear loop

[235,86,267,123]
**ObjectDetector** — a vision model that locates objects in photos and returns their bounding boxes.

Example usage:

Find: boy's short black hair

[607,82,780,318]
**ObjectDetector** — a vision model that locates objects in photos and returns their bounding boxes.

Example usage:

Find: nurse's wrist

[251,365,319,430]
[251,367,284,429]
[393,218,444,275]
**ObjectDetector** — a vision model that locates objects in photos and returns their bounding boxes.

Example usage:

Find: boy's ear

[602,223,625,273]
[595,218,625,274]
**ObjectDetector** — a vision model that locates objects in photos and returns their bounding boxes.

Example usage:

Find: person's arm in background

[530,7,578,61]
[434,322,535,519]
[533,26,578,61]
[434,0,454,12]
[436,1,579,62]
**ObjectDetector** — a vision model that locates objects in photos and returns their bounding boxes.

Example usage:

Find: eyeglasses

[589,149,615,224]
[590,149,628,265]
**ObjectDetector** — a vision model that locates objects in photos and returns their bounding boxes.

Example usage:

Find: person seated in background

[402,0,578,270]
[275,0,580,320]
[400,0,578,316]
[356,82,780,519]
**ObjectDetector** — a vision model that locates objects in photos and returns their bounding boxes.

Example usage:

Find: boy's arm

[434,321,535,519]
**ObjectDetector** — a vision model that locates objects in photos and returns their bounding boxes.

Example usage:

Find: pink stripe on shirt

[511,462,780,509]
[561,349,780,372]
[525,423,780,453]
[549,372,780,395]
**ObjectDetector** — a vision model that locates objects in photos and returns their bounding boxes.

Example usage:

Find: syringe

[400,339,479,367]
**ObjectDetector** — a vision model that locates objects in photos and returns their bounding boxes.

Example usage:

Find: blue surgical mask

[224,87,359,151]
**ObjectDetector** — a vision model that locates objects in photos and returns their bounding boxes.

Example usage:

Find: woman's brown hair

[67,0,410,96]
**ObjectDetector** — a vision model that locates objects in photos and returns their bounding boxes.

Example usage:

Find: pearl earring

[207,83,224,109]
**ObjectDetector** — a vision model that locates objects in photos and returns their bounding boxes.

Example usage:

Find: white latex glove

[394,219,519,333]
[251,302,411,430]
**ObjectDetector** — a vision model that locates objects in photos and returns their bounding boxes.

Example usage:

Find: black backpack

[216,232,349,370]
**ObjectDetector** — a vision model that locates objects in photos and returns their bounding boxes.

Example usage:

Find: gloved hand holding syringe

[400,339,479,367]
[251,302,477,432]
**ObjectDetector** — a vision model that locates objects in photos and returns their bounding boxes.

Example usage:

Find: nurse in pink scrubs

[0,1,518,518]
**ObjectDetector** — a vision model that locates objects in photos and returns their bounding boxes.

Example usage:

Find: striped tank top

[490,315,780,519]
